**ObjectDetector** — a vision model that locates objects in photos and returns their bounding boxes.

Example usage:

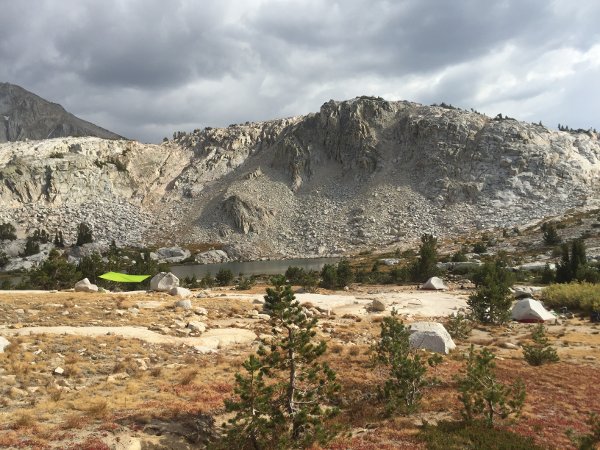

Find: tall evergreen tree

[222,279,339,449]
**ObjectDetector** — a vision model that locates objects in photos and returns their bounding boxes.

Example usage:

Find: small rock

[175,299,192,310]
[54,367,65,375]
[371,299,386,312]
[187,321,207,333]
[74,278,99,293]
[500,342,520,350]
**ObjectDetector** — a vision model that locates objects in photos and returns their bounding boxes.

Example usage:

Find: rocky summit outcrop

[0,83,123,142]
[1,96,600,261]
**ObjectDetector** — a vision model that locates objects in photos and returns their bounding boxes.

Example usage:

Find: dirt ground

[0,285,599,449]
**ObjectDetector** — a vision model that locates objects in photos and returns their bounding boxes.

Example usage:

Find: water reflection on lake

[170,257,339,279]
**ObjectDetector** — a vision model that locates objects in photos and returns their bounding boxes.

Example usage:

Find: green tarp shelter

[99,272,151,283]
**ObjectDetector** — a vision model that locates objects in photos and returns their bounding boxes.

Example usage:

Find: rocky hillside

[0,82,123,142]
[1,97,600,261]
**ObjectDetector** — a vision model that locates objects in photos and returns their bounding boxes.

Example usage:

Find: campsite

[1,271,599,449]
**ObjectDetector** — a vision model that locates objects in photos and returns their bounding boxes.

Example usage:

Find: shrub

[199,272,216,288]
[336,258,353,287]
[541,222,561,245]
[420,420,543,449]
[221,280,339,449]
[285,266,305,284]
[20,236,40,256]
[444,312,473,340]
[27,249,81,289]
[320,264,337,289]
[215,269,234,286]
[0,251,8,269]
[75,223,93,246]
[541,283,600,313]
[235,276,255,290]
[456,346,526,427]
[567,412,600,450]
[522,324,559,366]
[301,270,319,293]
[0,222,17,241]
[372,312,442,414]
[472,241,487,254]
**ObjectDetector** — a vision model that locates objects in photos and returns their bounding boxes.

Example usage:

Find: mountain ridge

[1,96,600,263]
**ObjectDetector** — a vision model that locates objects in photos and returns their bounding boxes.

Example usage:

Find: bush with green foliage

[77,252,105,285]
[541,282,600,313]
[199,272,216,288]
[451,251,468,262]
[221,280,339,449]
[0,251,8,268]
[444,312,474,340]
[235,275,255,290]
[541,222,561,245]
[420,420,543,450]
[522,324,559,366]
[411,234,439,282]
[32,229,50,244]
[567,412,600,450]
[28,249,81,290]
[216,268,234,286]
[456,346,526,427]
[468,261,514,324]
[320,263,337,289]
[285,266,306,284]
[75,222,94,246]
[0,222,17,241]
[472,241,487,254]
[556,239,588,283]
[372,312,441,414]
[53,230,65,248]
[336,259,353,287]
[20,236,40,256]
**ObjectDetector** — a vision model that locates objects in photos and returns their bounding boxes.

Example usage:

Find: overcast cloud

[1,0,599,142]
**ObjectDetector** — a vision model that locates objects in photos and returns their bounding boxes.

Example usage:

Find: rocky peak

[0,82,123,142]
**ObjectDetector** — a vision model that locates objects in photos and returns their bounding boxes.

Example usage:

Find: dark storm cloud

[0,0,598,142]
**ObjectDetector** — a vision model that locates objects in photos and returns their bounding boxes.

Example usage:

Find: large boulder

[512,286,543,299]
[169,286,192,298]
[151,247,191,264]
[371,299,386,312]
[74,278,99,292]
[150,272,179,292]
[409,322,456,354]
[421,277,447,290]
[195,249,230,264]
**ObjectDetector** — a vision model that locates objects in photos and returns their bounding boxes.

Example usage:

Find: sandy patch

[0,325,256,351]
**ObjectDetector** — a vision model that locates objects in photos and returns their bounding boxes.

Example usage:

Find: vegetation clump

[444,312,474,340]
[0,222,17,241]
[522,324,559,366]
[541,282,600,313]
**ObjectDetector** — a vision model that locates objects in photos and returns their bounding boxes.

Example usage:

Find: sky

[1,0,599,143]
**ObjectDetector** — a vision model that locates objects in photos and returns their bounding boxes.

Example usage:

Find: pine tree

[412,234,438,282]
[222,279,339,449]
[373,312,441,414]
[75,222,94,246]
[468,261,514,324]
[456,346,526,427]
